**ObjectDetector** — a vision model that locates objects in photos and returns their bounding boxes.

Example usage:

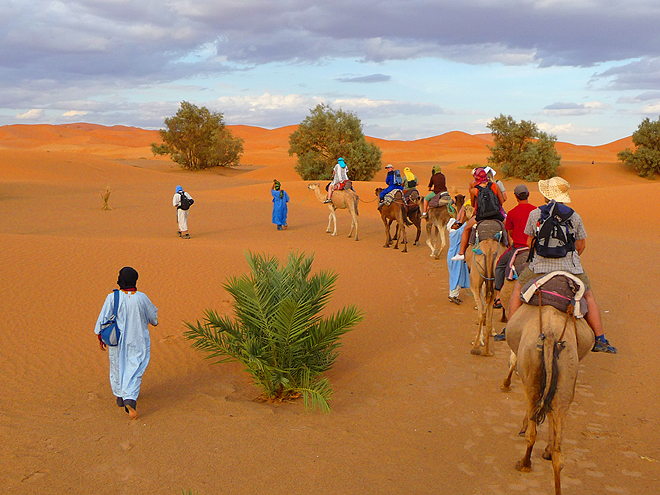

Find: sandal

[493,298,502,309]
[448,296,461,305]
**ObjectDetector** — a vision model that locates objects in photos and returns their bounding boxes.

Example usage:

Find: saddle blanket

[469,219,508,247]
[520,271,588,318]
[506,247,529,281]
[382,189,403,206]
[428,191,452,209]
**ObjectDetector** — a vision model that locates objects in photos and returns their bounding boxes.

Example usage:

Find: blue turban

[338,158,346,168]
[176,185,183,193]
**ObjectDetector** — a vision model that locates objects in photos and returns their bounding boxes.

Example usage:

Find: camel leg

[436,225,447,257]
[350,210,359,241]
[516,407,538,472]
[501,351,517,391]
[393,222,400,250]
[400,220,408,253]
[482,288,495,357]
[330,209,338,236]
[519,412,528,436]
[426,222,436,257]
[544,411,565,495]
[382,217,391,248]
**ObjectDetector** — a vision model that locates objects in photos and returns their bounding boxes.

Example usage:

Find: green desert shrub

[617,117,660,178]
[184,251,363,412]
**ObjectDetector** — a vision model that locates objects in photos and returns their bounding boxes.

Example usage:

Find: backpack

[100,289,121,347]
[179,191,193,210]
[531,201,576,259]
[393,169,403,186]
[407,177,417,188]
[476,182,500,220]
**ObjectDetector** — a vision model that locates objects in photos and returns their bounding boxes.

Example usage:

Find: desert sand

[1,123,658,495]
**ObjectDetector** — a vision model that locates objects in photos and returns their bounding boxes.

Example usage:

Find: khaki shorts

[516,266,592,291]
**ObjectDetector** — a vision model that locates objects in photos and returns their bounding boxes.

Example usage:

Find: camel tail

[533,333,561,425]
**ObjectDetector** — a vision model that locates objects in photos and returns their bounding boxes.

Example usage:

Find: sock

[596,335,606,343]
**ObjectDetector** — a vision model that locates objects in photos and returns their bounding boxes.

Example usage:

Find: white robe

[94,291,158,400]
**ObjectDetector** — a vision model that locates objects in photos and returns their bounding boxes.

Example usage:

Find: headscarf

[473,167,488,185]
[273,180,283,199]
[176,185,183,193]
[338,157,346,168]
[432,165,441,175]
[117,266,138,290]
[403,167,416,182]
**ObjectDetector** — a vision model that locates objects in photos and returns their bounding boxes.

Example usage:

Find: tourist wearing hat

[272,179,289,230]
[173,185,194,239]
[421,165,448,218]
[484,166,508,215]
[324,157,351,204]
[491,184,536,339]
[378,163,404,203]
[507,177,617,353]
[94,267,158,419]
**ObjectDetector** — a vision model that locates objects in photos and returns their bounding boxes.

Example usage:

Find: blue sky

[2,0,660,145]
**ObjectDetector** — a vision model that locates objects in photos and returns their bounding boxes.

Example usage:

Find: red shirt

[505,202,536,248]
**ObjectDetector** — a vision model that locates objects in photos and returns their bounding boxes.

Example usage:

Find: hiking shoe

[592,339,617,354]
[323,199,332,204]
[451,253,465,261]
[494,329,506,342]
[493,298,502,309]
[182,234,191,239]
[421,212,427,218]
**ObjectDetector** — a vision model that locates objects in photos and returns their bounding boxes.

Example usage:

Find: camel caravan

[307,159,616,494]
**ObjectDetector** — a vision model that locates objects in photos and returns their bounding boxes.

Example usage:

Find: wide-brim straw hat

[538,176,571,203]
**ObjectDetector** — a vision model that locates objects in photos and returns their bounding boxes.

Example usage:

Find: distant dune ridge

[0,123,658,495]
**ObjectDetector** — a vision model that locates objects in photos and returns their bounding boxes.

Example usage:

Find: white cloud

[63,110,88,117]
[16,108,45,120]
[640,102,660,114]
[537,122,600,136]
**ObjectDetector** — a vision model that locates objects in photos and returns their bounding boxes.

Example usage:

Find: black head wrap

[117,266,138,289]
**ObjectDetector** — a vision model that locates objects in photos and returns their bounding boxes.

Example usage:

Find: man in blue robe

[271,180,289,230]
[447,219,470,304]
[94,267,158,419]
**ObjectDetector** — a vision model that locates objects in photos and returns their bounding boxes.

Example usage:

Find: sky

[2,1,660,145]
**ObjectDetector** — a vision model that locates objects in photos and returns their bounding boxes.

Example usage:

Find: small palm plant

[100,185,112,210]
[184,251,363,412]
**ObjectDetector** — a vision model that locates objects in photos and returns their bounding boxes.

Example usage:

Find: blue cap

[176,185,183,193]
[338,157,346,168]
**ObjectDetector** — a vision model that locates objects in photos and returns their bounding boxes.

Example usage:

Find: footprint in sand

[22,470,49,483]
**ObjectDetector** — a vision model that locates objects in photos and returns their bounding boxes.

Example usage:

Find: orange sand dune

[1,124,658,495]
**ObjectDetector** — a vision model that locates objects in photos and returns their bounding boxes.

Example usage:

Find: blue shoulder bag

[100,289,121,346]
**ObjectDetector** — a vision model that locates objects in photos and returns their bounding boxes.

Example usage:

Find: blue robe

[272,189,289,226]
[447,224,470,291]
[94,291,158,401]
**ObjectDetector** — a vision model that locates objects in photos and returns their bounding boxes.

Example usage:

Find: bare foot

[125,405,138,420]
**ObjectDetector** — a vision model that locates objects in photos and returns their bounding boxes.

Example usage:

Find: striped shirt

[525,206,587,274]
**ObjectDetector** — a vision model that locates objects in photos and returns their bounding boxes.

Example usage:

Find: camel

[375,188,408,253]
[403,190,423,245]
[308,183,359,240]
[424,194,465,259]
[465,233,502,357]
[501,303,594,495]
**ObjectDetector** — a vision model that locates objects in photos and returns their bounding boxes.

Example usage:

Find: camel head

[308,183,320,191]
[375,187,383,196]
[454,193,466,211]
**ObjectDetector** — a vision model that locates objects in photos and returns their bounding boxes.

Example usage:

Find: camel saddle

[428,191,452,209]
[469,219,508,247]
[404,189,420,211]
[382,189,403,206]
[520,271,588,318]
[506,247,529,281]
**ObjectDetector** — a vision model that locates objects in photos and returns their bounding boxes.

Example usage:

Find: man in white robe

[94,267,158,419]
